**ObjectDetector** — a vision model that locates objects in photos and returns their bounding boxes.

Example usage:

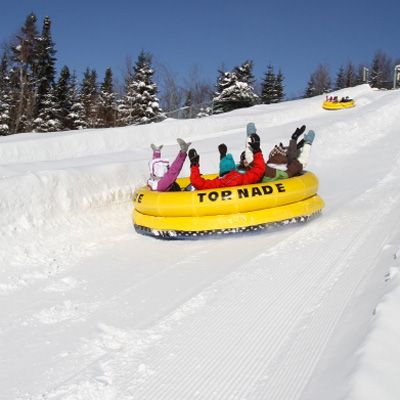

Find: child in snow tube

[147,138,191,192]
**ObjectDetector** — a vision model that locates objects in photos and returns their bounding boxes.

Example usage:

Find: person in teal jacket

[218,143,236,176]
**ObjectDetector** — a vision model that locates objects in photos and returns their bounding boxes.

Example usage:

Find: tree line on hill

[0,13,399,136]
[304,50,400,98]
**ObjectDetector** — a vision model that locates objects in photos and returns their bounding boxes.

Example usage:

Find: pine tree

[335,65,346,89]
[36,16,57,117]
[213,62,258,113]
[274,69,285,103]
[54,65,73,130]
[9,12,40,133]
[69,72,86,130]
[304,77,316,98]
[0,53,11,135]
[261,64,275,104]
[120,51,164,125]
[33,86,61,132]
[183,89,193,119]
[370,51,392,88]
[345,62,357,87]
[304,64,331,97]
[118,67,135,125]
[97,67,117,128]
[370,53,383,88]
[80,68,98,128]
[234,60,255,85]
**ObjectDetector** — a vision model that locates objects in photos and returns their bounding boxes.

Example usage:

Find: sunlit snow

[1,84,399,400]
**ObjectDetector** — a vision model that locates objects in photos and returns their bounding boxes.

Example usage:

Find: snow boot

[304,130,315,145]
[177,138,191,153]
[296,130,315,150]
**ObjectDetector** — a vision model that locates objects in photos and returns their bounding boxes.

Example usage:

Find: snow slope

[1,84,400,400]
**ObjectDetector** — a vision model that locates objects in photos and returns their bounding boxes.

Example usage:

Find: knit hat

[151,143,163,159]
[268,143,288,164]
[246,122,257,136]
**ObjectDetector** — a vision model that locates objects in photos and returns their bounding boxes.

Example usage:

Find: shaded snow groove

[35,189,399,400]
[19,169,400,400]
[121,195,399,399]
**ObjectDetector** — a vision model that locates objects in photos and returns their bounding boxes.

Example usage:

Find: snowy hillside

[1,84,400,400]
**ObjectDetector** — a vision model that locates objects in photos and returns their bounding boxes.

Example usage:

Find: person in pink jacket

[147,138,191,191]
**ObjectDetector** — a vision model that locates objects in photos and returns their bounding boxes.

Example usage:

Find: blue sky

[1,0,399,98]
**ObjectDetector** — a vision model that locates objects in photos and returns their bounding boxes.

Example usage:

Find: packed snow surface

[1,85,400,399]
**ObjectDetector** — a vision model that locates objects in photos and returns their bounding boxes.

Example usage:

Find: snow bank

[348,269,400,400]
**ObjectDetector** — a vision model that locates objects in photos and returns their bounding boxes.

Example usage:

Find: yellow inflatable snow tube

[322,99,355,110]
[133,171,324,239]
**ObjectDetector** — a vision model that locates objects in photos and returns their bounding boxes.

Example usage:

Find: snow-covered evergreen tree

[36,16,57,117]
[234,60,255,85]
[0,53,11,135]
[33,86,61,132]
[261,64,276,104]
[80,68,98,128]
[97,67,117,128]
[9,12,40,133]
[274,69,285,103]
[213,61,258,114]
[54,65,74,130]
[69,72,86,130]
[119,51,165,125]
[196,106,212,118]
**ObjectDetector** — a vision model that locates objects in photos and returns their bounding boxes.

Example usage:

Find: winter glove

[218,143,227,160]
[177,138,191,153]
[188,149,200,167]
[291,125,306,141]
[151,143,163,152]
[248,133,261,153]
